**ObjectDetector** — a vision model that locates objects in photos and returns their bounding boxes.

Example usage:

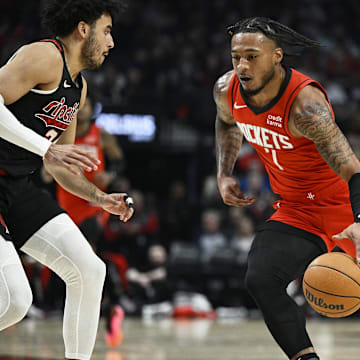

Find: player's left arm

[44,153,134,222]
[289,85,360,181]
[289,85,360,259]
[44,79,134,222]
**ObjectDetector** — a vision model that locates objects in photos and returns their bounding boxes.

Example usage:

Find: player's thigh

[247,221,326,284]
[3,176,65,249]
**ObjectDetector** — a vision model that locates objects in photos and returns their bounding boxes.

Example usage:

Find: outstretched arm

[214,71,254,207]
[289,85,360,260]
[45,94,134,222]
[44,160,134,222]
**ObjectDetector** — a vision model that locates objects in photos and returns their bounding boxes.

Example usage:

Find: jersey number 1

[264,148,284,171]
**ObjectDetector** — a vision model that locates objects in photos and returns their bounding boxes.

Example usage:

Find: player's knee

[245,266,273,299]
[76,252,106,289]
[87,255,106,286]
[245,267,261,297]
[6,283,32,323]
[53,246,105,288]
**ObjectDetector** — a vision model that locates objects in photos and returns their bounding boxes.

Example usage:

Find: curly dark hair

[41,0,126,37]
[227,17,323,56]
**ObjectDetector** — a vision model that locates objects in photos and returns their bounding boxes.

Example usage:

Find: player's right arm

[0,42,99,174]
[214,71,255,207]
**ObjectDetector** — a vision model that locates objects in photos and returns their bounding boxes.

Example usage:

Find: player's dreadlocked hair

[227,17,323,56]
[41,0,127,37]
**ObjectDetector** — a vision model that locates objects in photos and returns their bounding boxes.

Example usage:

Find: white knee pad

[21,214,106,290]
[0,237,32,330]
[21,214,106,360]
[42,239,106,292]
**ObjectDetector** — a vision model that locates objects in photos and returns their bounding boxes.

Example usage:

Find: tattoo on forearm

[216,118,242,176]
[89,186,104,205]
[90,187,98,203]
[72,172,104,205]
[293,103,354,174]
[52,166,106,205]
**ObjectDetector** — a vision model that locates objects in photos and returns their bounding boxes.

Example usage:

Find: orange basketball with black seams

[302,252,360,318]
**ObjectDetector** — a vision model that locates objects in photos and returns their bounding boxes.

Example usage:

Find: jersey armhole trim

[227,73,237,117]
[30,88,58,95]
[40,39,63,52]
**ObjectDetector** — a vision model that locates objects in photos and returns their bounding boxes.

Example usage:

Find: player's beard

[242,66,275,97]
[81,30,102,70]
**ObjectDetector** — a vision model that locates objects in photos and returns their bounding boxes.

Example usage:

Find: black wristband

[349,173,360,223]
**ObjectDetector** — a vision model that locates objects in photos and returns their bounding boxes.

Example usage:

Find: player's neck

[246,65,286,109]
[57,36,83,83]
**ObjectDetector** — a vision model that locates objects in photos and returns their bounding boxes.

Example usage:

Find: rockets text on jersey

[235,122,294,171]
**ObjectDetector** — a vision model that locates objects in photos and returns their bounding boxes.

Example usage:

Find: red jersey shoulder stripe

[40,39,63,52]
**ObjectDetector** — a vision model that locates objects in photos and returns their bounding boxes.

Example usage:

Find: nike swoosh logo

[63,80,71,88]
[234,102,247,109]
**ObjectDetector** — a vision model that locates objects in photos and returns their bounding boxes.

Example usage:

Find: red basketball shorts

[269,180,355,257]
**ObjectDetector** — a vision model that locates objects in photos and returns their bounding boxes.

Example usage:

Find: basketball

[303,252,360,318]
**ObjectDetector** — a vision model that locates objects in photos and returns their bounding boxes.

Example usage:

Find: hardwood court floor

[1,317,360,360]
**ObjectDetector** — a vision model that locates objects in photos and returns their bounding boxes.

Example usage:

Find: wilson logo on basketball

[35,97,79,130]
[305,289,344,310]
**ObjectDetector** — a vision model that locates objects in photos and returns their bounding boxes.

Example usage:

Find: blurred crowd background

[1,0,360,319]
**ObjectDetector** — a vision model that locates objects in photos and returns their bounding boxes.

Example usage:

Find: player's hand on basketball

[43,143,100,176]
[101,193,134,222]
[217,175,255,207]
[333,223,360,263]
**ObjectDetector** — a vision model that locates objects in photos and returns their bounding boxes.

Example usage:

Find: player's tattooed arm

[213,72,254,207]
[289,85,360,181]
[214,71,243,178]
[293,103,353,174]
[44,161,106,204]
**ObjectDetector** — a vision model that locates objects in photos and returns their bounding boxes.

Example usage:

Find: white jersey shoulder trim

[30,87,58,95]
[8,48,59,95]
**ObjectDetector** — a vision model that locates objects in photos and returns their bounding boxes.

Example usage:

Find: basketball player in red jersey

[214,17,360,360]
[0,1,134,360]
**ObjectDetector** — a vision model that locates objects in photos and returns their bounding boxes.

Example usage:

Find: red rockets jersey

[227,67,348,202]
[57,124,105,225]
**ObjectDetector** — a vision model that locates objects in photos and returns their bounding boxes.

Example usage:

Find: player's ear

[273,47,283,65]
[77,21,90,39]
